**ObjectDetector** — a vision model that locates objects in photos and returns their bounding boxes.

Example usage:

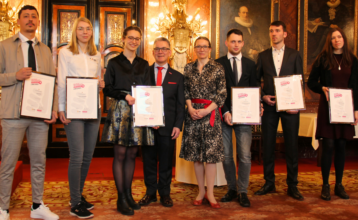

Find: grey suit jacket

[0,33,58,119]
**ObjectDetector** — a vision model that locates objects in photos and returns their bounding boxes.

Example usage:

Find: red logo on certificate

[280,81,290,86]
[74,83,85,89]
[238,93,248,98]
[31,79,42,85]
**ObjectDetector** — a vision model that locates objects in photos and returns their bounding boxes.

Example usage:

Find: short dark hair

[153,37,171,48]
[194,36,211,48]
[123,25,142,38]
[270,21,287,32]
[18,5,39,19]
[227,29,243,39]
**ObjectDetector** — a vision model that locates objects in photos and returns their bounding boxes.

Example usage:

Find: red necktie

[157,67,164,86]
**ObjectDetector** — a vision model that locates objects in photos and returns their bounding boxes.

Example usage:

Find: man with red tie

[138,37,185,207]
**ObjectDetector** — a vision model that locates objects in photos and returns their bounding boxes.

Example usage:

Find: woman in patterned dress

[179,37,227,208]
[101,26,154,216]
[308,28,358,201]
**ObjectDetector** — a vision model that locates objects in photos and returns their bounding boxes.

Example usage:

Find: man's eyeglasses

[153,47,171,52]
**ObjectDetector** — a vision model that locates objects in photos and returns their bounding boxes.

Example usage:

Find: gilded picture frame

[215,0,276,60]
[302,0,358,80]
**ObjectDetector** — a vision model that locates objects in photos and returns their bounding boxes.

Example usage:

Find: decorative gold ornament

[151,0,207,73]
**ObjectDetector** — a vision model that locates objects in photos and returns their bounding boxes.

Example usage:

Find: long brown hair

[313,27,353,70]
[68,17,97,56]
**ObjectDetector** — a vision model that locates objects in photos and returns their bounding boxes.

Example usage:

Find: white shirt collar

[272,45,285,53]
[18,32,36,43]
[154,63,169,69]
[227,52,242,61]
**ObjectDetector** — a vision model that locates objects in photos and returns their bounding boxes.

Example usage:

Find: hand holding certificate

[66,77,99,119]
[132,86,165,127]
[231,87,261,124]
[20,72,55,119]
[274,75,305,111]
[328,88,354,124]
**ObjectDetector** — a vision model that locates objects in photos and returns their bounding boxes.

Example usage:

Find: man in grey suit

[0,5,59,220]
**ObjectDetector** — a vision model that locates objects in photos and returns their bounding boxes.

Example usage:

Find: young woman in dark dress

[101,26,154,215]
[308,28,358,201]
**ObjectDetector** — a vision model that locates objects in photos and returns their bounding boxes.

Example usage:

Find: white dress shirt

[154,63,169,84]
[57,45,102,112]
[18,32,38,70]
[227,52,242,83]
[272,45,285,76]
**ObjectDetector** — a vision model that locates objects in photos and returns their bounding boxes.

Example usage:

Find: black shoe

[335,183,349,199]
[287,186,304,201]
[138,194,157,206]
[160,195,173,207]
[238,193,250,207]
[124,189,141,210]
[81,196,94,210]
[321,184,331,201]
[220,189,238,202]
[254,184,276,195]
[70,201,94,219]
[117,193,134,216]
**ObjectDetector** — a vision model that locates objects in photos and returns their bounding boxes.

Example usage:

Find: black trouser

[142,131,175,196]
[321,138,346,185]
[262,107,300,187]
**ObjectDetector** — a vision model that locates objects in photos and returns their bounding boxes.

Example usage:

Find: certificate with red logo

[132,86,164,127]
[273,75,305,111]
[20,72,56,119]
[231,87,261,124]
[66,77,98,119]
[328,88,354,124]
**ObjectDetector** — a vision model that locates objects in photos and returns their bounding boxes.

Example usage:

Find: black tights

[321,138,346,185]
[113,145,139,193]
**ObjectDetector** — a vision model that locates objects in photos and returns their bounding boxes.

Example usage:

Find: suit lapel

[150,65,155,85]
[224,57,236,85]
[268,48,278,76]
[163,66,171,86]
[239,58,246,84]
[281,47,290,75]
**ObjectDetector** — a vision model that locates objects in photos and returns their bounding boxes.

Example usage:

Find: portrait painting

[305,0,356,76]
[216,0,272,61]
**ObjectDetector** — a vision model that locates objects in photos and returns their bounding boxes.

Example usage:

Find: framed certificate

[132,85,165,127]
[66,77,98,119]
[273,75,306,112]
[231,87,261,125]
[20,71,56,119]
[328,88,354,124]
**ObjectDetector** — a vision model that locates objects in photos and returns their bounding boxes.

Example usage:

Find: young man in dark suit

[216,29,257,207]
[138,37,185,207]
[255,21,304,200]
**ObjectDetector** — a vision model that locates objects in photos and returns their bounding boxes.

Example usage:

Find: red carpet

[22,157,358,182]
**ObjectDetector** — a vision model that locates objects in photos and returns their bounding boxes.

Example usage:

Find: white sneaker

[0,208,10,220]
[30,202,59,220]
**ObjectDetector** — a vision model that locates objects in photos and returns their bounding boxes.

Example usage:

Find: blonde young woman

[57,17,104,218]
[101,26,154,216]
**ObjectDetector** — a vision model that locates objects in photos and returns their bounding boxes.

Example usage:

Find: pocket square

[168,82,177,84]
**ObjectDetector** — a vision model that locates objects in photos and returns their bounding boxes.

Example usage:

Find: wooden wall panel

[51,5,86,67]
[279,0,298,50]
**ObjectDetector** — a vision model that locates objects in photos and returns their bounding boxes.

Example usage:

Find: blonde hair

[68,17,97,56]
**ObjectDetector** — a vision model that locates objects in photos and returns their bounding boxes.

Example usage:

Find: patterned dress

[179,59,227,163]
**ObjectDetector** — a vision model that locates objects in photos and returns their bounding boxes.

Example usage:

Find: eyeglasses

[194,46,210,50]
[77,27,92,32]
[153,47,170,52]
[127,36,141,42]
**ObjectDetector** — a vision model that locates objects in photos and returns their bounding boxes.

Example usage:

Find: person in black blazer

[138,37,185,207]
[308,28,358,201]
[215,29,256,207]
[255,21,305,200]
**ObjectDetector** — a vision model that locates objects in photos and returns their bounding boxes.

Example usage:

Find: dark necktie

[27,40,36,71]
[157,67,164,86]
[233,57,238,85]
